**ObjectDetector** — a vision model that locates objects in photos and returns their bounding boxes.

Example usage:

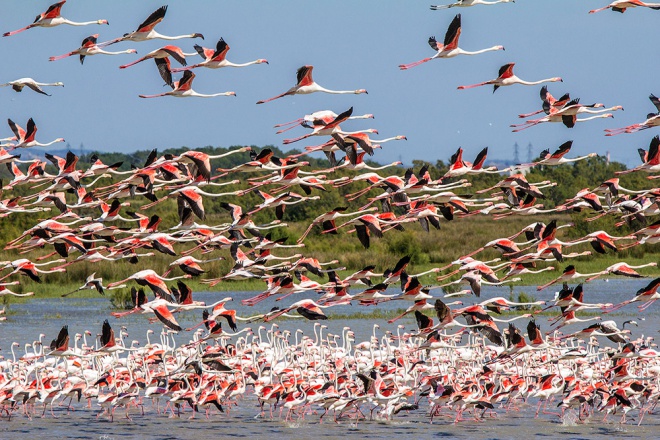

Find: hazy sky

[0,1,657,167]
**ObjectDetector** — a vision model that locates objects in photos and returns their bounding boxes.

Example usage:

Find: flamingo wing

[650,94,660,113]
[550,140,573,159]
[136,5,167,33]
[296,65,314,87]
[427,36,441,51]
[81,34,98,48]
[51,325,69,351]
[100,320,115,348]
[7,118,25,141]
[153,305,182,331]
[472,147,489,170]
[498,63,515,79]
[211,38,230,61]
[155,58,174,88]
[161,45,187,66]
[296,304,327,320]
[42,1,66,20]
[443,14,461,51]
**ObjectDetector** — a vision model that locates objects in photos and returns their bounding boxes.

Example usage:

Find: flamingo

[604,278,660,312]
[297,206,378,243]
[457,63,562,93]
[98,5,203,46]
[274,109,374,135]
[119,45,190,69]
[6,118,65,150]
[589,0,660,13]
[514,141,597,169]
[585,262,657,282]
[264,299,344,322]
[106,269,190,298]
[257,65,367,104]
[616,136,660,176]
[606,94,660,135]
[49,34,137,64]
[61,273,126,297]
[430,0,515,9]
[399,14,504,70]
[3,1,108,37]
[0,78,63,96]
[517,86,571,119]
[512,112,614,131]
[0,258,66,283]
[139,59,235,99]
[172,37,268,72]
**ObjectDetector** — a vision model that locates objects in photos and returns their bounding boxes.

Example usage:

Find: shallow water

[0,279,658,439]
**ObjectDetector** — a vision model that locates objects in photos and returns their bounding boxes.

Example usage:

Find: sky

[0,0,657,168]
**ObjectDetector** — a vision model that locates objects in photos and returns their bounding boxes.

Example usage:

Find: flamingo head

[257,59,269,64]
[227,91,237,97]
[193,33,204,39]
[355,89,368,95]
[98,20,109,25]
[54,82,64,87]
[55,138,66,143]
[397,136,407,140]
[552,77,563,82]
[127,49,138,54]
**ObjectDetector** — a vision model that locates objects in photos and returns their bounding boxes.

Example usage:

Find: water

[0,279,658,439]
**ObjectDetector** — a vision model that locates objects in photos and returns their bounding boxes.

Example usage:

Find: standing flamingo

[257,65,367,104]
[399,14,504,70]
[457,63,562,93]
[3,1,108,37]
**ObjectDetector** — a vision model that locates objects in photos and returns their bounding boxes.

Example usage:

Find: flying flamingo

[526,141,597,167]
[615,136,660,175]
[256,65,367,104]
[297,206,378,243]
[139,59,236,98]
[98,5,203,46]
[585,262,658,282]
[605,94,660,135]
[517,86,571,119]
[49,34,137,64]
[6,118,65,150]
[430,0,515,9]
[589,0,660,13]
[457,63,562,93]
[172,37,268,72]
[119,45,190,69]
[264,299,345,322]
[61,273,126,297]
[606,278,660,313]
[3,1,108,37]
[274,109,374,135]
[399,14,504,70]
[106,269,190,298]
[0,78,63,96]
[0,258,66,283]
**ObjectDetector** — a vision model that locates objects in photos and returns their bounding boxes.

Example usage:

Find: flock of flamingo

[1,0,660,429]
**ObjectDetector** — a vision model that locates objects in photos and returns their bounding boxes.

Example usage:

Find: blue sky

[0,0,657,167]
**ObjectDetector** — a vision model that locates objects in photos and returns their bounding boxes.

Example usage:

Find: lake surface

[0,279,658,439]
